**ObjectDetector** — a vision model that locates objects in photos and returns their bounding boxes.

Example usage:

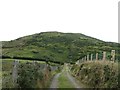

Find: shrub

[71,61,118,88]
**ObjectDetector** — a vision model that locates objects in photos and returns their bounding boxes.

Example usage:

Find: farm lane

[49,73,61,88]
[49,63,82,88]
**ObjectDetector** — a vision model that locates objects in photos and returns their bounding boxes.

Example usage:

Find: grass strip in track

[58,71,75,89]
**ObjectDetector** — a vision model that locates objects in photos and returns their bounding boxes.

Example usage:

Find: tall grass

[71,60,118,88]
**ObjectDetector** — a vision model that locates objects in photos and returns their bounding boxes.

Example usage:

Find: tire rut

[49,73,61,88]
[66,71,81,88]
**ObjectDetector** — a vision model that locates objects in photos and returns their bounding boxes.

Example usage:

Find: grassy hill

[2,31,120,63]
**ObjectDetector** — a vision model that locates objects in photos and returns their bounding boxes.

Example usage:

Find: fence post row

[78,50,116,63]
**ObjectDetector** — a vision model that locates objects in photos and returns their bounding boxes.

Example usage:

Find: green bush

[17,62,52,88]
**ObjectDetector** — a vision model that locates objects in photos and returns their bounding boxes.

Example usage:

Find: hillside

[2,32,120,62]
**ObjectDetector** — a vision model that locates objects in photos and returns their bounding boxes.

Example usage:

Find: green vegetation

[2,32,120,63]
[2,59,14,88]
[71,61,118,88]
[1,32,120,88]
[58,72,74,88]
[17,62,51,88]
[2,59,61,88]
[0,59,2,89]
[119,62,120,88]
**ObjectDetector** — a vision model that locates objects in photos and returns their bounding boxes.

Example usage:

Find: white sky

[0,0,119,42]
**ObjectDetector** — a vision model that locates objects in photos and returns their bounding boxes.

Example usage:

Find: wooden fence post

[12,59,19,87]
[111,50,115,62]
[87,54,89,61]
[91,54,93,61]
[103,51,106,61]
[84,56,86,61]
[96,53,98,61]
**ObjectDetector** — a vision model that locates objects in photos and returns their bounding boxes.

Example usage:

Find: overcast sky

[0,0,119,42]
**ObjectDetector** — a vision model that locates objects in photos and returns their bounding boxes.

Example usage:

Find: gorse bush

[71,61,118,88]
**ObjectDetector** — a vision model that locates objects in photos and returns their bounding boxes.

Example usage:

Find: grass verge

[71,60,118,88]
